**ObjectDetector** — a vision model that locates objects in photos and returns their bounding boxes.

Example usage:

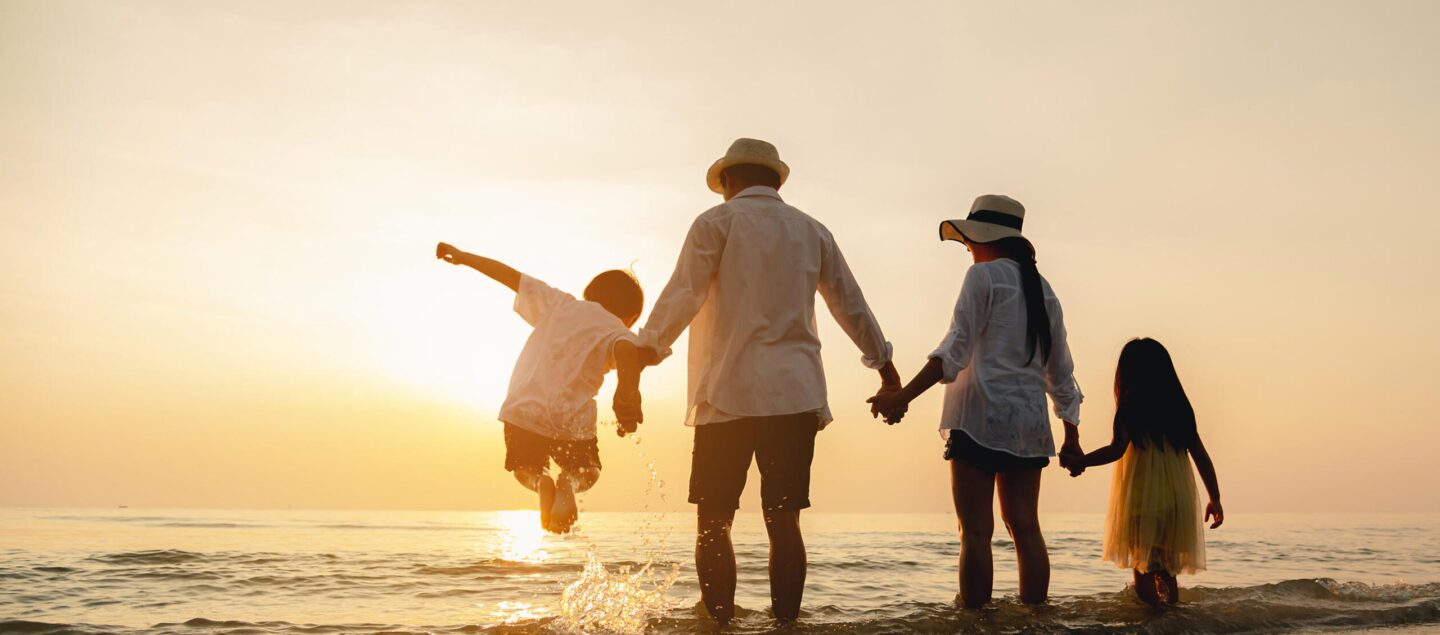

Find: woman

[870,194,1083,607]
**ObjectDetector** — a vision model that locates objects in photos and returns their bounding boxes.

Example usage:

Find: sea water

[2,506,1438,633]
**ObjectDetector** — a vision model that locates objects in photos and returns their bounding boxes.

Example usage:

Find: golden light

[493,509,551,563]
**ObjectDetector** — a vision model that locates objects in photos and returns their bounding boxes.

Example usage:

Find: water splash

[556,548,679,634]
[554,427,679,634]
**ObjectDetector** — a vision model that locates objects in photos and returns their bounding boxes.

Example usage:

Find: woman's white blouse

[930,259,1083,458]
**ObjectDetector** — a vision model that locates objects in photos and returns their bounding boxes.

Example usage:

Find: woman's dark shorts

[503,423,601,475]
[944,430,1049,473]
[689,413,820,514]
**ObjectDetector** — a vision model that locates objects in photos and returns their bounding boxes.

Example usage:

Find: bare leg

[950,460,997,608]
[1132,569,1163,607]
[696,510,737,625]
[1157,569,1179,606]
[549,468,598,534]
[763,509,806,623]
[997,468,1049,604]
[513,469,556,533]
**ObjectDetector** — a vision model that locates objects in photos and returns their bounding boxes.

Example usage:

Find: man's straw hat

[706,138,790,194]
[940,194,1026,244]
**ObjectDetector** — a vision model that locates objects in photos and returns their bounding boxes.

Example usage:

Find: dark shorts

[943,430,1050,473]
[689,413,820,514]
[503,423,602,475]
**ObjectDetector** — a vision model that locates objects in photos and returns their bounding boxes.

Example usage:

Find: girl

[869,194,1084,608]
[1069,338,1223,606]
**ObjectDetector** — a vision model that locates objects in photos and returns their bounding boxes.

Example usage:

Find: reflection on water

[493,510,551,564]
[0,509,1437,634]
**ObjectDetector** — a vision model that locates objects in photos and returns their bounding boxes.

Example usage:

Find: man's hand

[436,242,465,265]
[866,389,907,425]
[1205,500,1224,529]
[613,388,643,437]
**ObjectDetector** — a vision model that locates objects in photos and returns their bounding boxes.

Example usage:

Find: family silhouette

[436,137,1224,623]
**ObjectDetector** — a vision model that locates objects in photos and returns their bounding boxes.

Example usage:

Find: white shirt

[639,186,893,427]
[931,259,1083,458]
[498,275,637,440]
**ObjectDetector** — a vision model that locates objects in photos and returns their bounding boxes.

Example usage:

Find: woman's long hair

[1113,338,1197,450]
[989,237,1052,365]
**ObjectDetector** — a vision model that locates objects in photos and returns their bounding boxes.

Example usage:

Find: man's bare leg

[763,509,806,623]
[550,468,598,534]
[696,510,737,625]
[513,469,556,533]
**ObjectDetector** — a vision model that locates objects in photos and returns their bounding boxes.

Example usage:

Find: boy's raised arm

[436,242,521,291]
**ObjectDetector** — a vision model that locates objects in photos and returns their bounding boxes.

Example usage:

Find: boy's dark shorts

[943,429,1049,473]
[689,413,820,515]
[503,423,601,475]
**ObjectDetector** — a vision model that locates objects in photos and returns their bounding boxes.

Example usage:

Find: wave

[3,578,1436,634]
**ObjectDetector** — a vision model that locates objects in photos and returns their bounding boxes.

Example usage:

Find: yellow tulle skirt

[1102,442,1206,574]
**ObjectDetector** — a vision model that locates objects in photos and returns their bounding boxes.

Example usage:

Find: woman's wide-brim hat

[940,194,1026,244]
[706,138,790,194]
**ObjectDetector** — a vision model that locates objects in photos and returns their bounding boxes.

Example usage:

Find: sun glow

[493,510,551,563]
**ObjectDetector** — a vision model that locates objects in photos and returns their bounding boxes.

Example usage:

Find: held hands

[1058,437,1085,477]
[866,387,907,425]
[1205,500,1224,529]
[612,387,643,437]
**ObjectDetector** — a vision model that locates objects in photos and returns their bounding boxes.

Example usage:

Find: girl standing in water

[1067,337,1224,606]
[870,194,1084,608]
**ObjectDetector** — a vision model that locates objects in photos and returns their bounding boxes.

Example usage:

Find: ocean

[2,507,1437,634]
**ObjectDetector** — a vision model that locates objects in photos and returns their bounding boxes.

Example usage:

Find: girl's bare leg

[950,460,997,608]
[1132,569,1163,607]
[1158,570,1179,605]
[997,468,1049,604]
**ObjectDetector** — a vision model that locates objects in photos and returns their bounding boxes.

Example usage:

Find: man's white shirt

[639,186,892,427]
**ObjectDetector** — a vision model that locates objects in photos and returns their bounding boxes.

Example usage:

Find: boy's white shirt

[498,275,637,441]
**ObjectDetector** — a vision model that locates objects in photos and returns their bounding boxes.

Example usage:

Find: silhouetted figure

[870,195,1082,608]
[1065,337,1224,607]
[629,138,902,625]
[435,243,647,534]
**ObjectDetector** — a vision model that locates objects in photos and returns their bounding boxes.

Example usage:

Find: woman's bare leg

[950,460,997,608]
[997,468,1049,604]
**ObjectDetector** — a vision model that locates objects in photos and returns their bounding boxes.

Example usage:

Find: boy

[436,241,646,533]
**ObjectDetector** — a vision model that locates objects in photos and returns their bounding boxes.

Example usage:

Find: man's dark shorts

[689,413,820,515]
[503,423,602,475]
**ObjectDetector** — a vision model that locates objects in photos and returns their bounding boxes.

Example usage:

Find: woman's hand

[1205,500,1224,529]
[866,390,907,425]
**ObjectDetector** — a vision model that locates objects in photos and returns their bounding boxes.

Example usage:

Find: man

[633,138,901,624]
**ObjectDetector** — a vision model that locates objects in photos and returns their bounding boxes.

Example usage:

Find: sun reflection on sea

[490,600,550,624]
[493,510,551,563]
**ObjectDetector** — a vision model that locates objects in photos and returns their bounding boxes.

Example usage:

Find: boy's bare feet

[538,475,558,533]
[550,479,579,533]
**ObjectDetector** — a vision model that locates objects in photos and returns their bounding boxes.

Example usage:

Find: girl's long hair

[989,237,1052,365]
[1113,338,1197,450]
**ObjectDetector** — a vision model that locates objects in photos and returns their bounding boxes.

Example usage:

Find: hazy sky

[2,0,1438,514]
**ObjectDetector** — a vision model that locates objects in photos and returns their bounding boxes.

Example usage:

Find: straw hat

[939,194,1026,244]
[705,138,790,194]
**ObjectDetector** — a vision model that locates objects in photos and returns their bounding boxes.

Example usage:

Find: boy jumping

[436,242,646,533]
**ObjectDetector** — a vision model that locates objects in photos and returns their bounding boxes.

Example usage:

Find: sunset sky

[2,0,1437,515]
